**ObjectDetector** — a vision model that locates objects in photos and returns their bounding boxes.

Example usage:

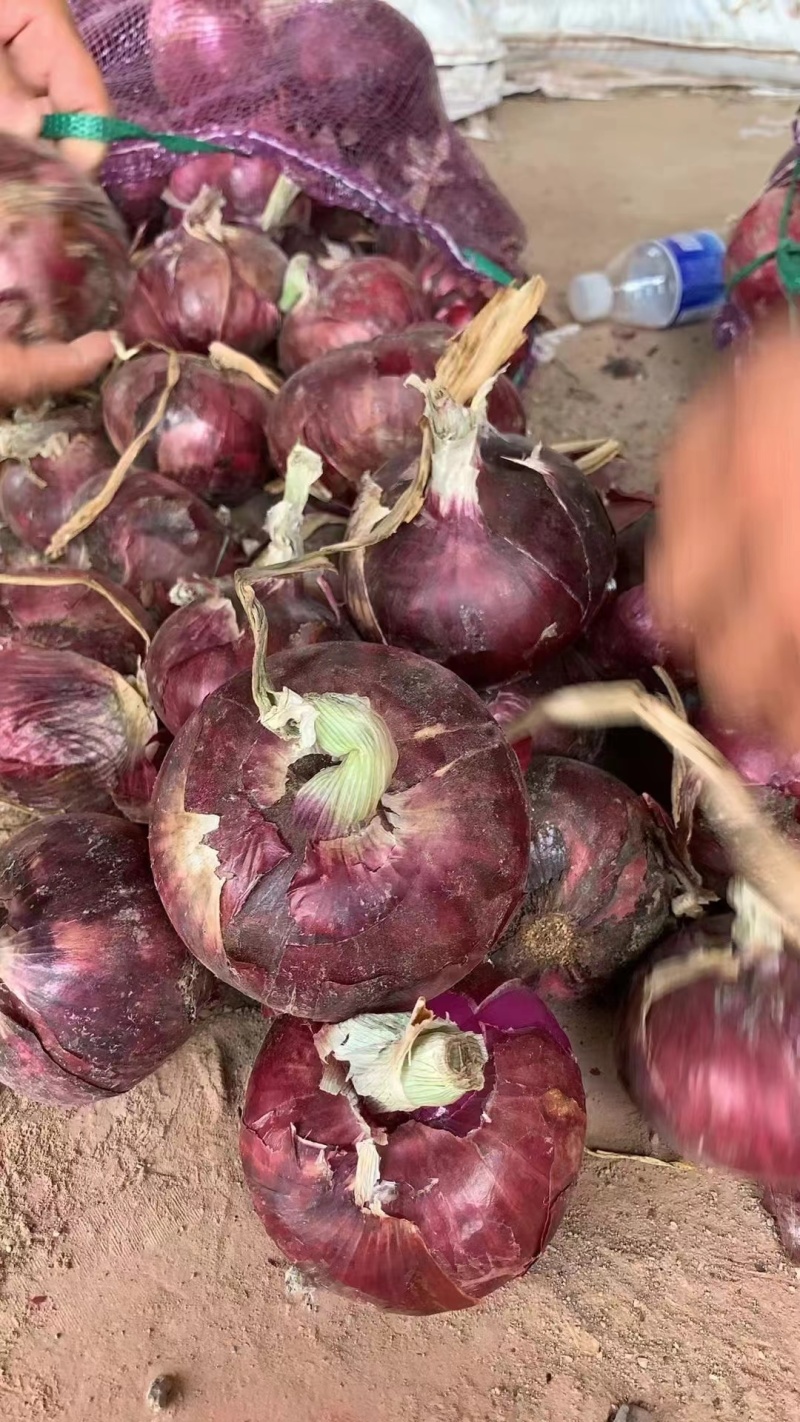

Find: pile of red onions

[277,254,429,374]
[102,352,274,507]
[122,191,287,356]
[151,640,529,1019]
[0,135,131,346]
[344,388,615,686]
[493,756,678,997]
[240,979,586,1312]
[0,814,213,1107]
[268,325,525,503]
[0,569,153,677]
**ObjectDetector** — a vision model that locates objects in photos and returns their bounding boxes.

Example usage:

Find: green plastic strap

[41,112,515,285]
[726,156,800,302]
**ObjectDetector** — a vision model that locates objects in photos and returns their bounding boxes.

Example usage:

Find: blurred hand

[649,328,800,749]
[0,0,111,174]
[0,332,115,408]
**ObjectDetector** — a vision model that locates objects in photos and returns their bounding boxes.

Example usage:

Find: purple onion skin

[696,711,800,804]
[102,351,274,507]
[122,222,287,357]
[0,570,153,677]
[278,256,430,375]
[240,980,586,1313]
[0,408,112,552]
[494,756,673,998]
[0,644,158,819]
[350,434,616,688]
[586,584,695,689]
[482,650,604,775]
[0,814,213,1108]
[83,471,242,621]
[0,136,131,345]
[619,916,800,1186]
[145,575,357,735]
[690,788,800,901]
[268,325,526,504]
[150,642,530,1020]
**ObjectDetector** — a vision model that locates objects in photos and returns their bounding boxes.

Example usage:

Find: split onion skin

[0,814,213,1108]
[150,641,530,1020]
[240,981,586,1313]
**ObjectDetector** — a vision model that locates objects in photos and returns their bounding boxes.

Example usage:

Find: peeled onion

[0,814,213,1107]
[240,980,585,1312]
[277,255,429,375]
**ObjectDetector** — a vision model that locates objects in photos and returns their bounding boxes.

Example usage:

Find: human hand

[0,332,115,409]
[0,1,111,175]
[648,328,800,749]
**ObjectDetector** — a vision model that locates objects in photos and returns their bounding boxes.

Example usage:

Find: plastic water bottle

[567,231,726,329]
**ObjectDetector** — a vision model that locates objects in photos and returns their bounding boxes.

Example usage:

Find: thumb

[0,331,115,408]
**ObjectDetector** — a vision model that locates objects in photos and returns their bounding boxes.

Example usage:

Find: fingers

[0,1,111,174]
[0,332,114,408]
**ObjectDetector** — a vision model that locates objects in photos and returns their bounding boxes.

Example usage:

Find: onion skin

[150,642,530,1020]
[494,756,673,998]
[145,576,357,735]
[278,256,429,375]
[619,917,800,1186]
[0,408,113,552]
[0,814,213,1108]
[482,650,603,775]
[122,221,286,357]
[82,471,242,620]
[102,352,274,508]
[240,981,586,1313]
[0,570,153,677]
[164,153,307,230]
[267,326,526,503]
[348,432,615,688]
[0,136,131,346]
[0,644,158,819]
[696,711,800,804]
[586,584,695,688]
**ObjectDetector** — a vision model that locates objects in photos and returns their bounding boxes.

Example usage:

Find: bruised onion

[268,325,525,502]
[82,471,242,620]
[0,569,153,677]
[0,405,112,551]
[619,911,800,1186]
[587,584,695,688]
[145,448,356,734]
[0,135,130,347]
[0,644,159,819]
[150,640,529,1020]
[493,756,679,998]
[482,650,603,775]
[277,254,429,375]
[102,351,274,507]
[0,814,213,1107]
[344,390,615,687]
[122,193,287,356]
[240,980,585,1313]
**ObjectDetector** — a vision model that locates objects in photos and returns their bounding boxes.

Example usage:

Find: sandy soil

[3,91,800,1422]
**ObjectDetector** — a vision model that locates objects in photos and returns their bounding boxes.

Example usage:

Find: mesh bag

[70,0,526,274]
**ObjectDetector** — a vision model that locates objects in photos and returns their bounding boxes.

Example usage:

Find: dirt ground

[3,92,800,1422]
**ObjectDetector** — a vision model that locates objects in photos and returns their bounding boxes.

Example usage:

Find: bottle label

[660,231,726,326]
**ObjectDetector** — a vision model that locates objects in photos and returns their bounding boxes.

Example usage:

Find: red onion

[0,569,153,677]
[587,584,695,688]
[725,183,800,325]
[149,0,263,105]
[493,756,678,998]
[122,193,287,356]
[277,255,429,375]
[240,980,585,1312]
[482,651,603,775]
[150,640,529,1019]
[0,644,159,819]
[164,153,308,231]
[0,405,112,552]
[0,814,213,1107]
[690,789,800,901]
[82,471,242,620]
[696,713,800,804]
[344,395,615,687]
[0,135,130,345]
[619,912,800,1185]
[102,352,274,507]
[145,451,357,734]
[268,325,525,504]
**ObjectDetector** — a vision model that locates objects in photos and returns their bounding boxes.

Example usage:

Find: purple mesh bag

[70,0,525,274]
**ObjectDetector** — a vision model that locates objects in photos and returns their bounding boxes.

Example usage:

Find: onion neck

[254,444,322,567]
[412,378,494,521]
[315,998,488,1113]
[260,174,302,233]
[280,253,312,314]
